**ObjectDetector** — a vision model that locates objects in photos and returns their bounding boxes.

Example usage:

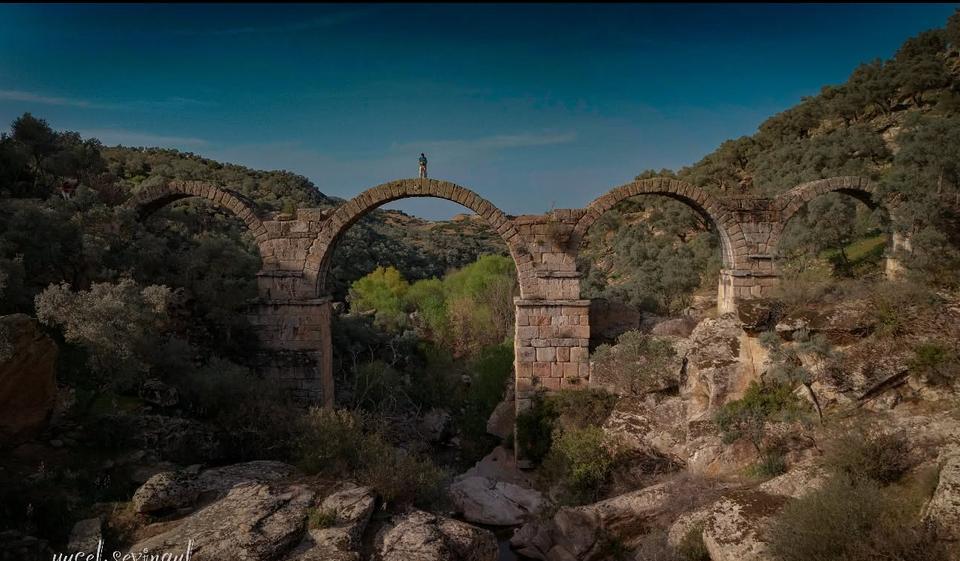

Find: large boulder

[130,482,314,561]
[486,382,515,440]
[679,314,767,423]
[284,484,376,561]
[602,395,687,464]
[376,510,497,561]
[449,476,546,525]
[132,461,297,513]
[511,481,677,561]
[132,471,202,514]
[700,491,786,561]
[67,518,102,553]
[0,314,58,443]
[458,446,532,486]
[757,458,828,499]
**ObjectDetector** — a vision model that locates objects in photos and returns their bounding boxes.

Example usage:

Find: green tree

[35,278,175,389]
[348,265,411,331]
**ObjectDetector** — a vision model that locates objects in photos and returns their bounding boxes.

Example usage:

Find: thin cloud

[80,128,209,148]
[0,90,105,109]
[178,8,376,36]
[0,89,216,111]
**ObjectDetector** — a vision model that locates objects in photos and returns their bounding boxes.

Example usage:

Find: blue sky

[1,3,957,219]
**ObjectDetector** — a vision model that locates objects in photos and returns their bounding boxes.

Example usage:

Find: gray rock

[284,484,376,561]
[67,518,102,553]
[757,459,827,499]
[511,481,676,560]
[701,491,786,561]
[602,395,687,463]
[449,476,547,525]
[132,471,202,514]
[486,399,515,440]
[130,482,314,561]
[377,510,497,561]
[925,445,960,543]
[132,460,298,513]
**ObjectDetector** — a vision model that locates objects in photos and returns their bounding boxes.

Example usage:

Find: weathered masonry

[128,175,908,414]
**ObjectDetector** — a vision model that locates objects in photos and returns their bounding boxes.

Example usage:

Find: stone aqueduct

[128,176,906,412]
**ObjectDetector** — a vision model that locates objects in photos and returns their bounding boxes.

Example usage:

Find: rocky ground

[1,293,959,561]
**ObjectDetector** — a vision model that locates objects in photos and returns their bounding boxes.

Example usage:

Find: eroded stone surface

[925,445,960,543]
[130,482,314,561]
[376,510,497,561]
[449,476,547,526]
[133,461,298,514]
[701,491,786,561]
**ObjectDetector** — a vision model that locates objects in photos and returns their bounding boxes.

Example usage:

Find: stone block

[536,347,557,362]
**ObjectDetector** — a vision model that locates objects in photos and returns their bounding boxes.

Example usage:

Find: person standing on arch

[418,153,428,179]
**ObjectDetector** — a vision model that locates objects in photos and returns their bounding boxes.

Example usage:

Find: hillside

[581,13,960,316]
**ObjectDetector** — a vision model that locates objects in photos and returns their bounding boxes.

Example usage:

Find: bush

[34,278,175,390]
[516,394,559,463]
[675,524,710,561]
[748,450,787,478]
[173,357,298,460]
[543,426,622,504]
[824,429,913,485]
[516,389,617,464]
[714,382,808,453]
[767,475,949,561]
[590,331,678,396]
[307,507,337,529]
[295,408,447,508]
[909,341,960,386]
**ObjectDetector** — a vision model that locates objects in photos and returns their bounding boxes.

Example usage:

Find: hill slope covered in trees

[581,11,960,315]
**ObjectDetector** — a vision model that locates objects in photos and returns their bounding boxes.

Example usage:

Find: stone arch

[302,178,536,298]
[772,176,905,277]
[126,180,270,245]
[572,177,746,270]
[774,176,891,227]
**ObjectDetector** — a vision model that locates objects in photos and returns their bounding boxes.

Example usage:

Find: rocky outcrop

[449,476,546,525]
[132,471,202,514]
[0,314,58,443]
[602,394,687,463]
[925,445,960,544]
[486,381,515,440]
[130,482,314,561]
[132,461,297,513]
[458,446,532,486]
[450,446,547,525]
[679,314,766,423]
[376,510,497,561]
[511,481,677,560]
[700,491,786,561]
[285,484,376,561]
[67,518,102,553]
[775,301,876,345]
[757,458,828,499]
